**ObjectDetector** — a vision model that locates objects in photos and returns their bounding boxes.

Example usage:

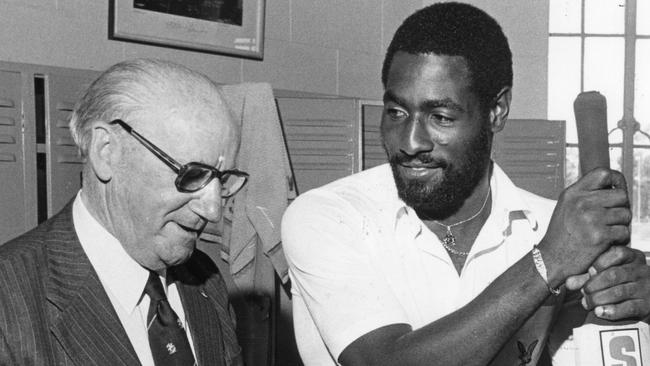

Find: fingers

[579,253,650,320]
[575,168,627,192]
[540,168,631,280]
[566,180,629,212]
[565,245,639,291]
[604,225,631,247]
[566,273,590,291]
[583,266,647,298]
[583,262,650,295]
[589,299,649,320]
[602,207,632,226]
[590,246,645,273]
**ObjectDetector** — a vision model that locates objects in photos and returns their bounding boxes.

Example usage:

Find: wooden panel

[492,119,565,200]
[46,71,99,215]
[277,97,359,194]
[0,69,27,244]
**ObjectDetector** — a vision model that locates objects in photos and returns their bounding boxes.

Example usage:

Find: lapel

[45,203,141,366]
[172,252,242,366]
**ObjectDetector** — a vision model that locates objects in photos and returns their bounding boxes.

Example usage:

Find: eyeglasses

[110,119,248,197]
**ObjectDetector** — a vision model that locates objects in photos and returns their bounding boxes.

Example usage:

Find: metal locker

[360,102,386,170]
[0,69,27,244]
[492,119,566,200]
[0,62,99,244]
[45,72,98,215]
[276,97,360,194]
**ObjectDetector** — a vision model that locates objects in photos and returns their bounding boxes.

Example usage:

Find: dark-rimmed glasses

[110,119,248,197]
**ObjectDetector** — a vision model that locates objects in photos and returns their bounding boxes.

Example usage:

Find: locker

[0,61,99,244]
[46,72,98,215]
[0,69,27,244]
[276,97,361,194]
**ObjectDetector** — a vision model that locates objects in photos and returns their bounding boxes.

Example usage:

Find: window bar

[622,0,637,210]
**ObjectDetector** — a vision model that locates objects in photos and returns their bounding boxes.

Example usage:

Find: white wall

[0,0,548,118]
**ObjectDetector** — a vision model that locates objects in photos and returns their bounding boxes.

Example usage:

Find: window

[549,0,650,251]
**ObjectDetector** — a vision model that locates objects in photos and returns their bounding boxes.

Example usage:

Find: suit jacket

[0,203,243,366]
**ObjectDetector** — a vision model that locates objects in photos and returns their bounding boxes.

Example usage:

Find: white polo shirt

[281,163,556,365]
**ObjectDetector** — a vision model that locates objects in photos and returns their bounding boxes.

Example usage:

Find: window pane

[638,0,650,35]
[631,147,650,252]
[549,0,582,33]
[610,128,623,144]
[636,40,650,145]
[585,0,625,34]
[584,37,625,142]
[565,147,580,186]
[548,37,581,143]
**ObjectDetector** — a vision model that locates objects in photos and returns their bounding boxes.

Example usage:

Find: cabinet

[275,97,361,194]
[0,61,98,244]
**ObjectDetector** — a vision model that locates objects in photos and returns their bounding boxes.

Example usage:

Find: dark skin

[567,245,650,320]
[338,51,640,366]
[423,187,492,274]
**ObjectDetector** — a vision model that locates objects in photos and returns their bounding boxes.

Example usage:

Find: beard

[387,124,491,220]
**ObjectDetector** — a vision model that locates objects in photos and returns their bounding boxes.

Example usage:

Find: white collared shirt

[282,163,556,365]
[73,192,197,365]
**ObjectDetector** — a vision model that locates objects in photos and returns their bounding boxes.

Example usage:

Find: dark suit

[0,202,243,365]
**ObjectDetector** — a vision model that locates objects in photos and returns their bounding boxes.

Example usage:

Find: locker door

[277,97,360,194]
[46,72,98,215]
[0,70,27,244]
[492,119,565,200]
[361,103,386,170]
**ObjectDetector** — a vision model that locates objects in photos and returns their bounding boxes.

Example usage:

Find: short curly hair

[382,2,513,110]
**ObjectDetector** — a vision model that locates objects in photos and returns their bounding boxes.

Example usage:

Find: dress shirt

[73,192,197,366]
[282,163,557,365]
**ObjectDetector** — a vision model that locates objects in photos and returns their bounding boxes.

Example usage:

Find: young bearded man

[282,3,650,365]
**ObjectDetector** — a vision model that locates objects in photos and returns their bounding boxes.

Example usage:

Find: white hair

[69,58,231,157]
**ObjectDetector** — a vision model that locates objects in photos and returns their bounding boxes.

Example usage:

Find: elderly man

[0,59,246,365]
[282,3,650,365]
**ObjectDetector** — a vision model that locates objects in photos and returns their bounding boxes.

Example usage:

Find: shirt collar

[393,162,539,237]
[73,192,150,314]
[490,163,539,230]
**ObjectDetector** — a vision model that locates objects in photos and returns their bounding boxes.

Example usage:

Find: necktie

[144,271,196,366]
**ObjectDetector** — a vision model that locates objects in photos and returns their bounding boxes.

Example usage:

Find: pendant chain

[433,187,491,256]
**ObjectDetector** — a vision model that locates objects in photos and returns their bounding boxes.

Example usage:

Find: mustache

[389,152,449,168]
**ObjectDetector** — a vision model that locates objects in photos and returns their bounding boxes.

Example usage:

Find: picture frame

[109,0,265,60]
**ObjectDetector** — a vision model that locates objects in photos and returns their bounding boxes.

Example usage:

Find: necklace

[434,187,491,256]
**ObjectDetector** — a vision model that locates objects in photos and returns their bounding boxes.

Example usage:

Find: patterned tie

[144,271,196,366]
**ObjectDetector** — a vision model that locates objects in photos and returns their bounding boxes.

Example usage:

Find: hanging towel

[201,82,295,293]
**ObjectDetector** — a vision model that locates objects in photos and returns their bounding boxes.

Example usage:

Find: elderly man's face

[108,98,238,271]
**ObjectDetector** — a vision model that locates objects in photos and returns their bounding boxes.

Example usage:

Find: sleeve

[281,191,410,360]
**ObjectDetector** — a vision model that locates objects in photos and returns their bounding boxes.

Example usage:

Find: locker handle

[0,117,15,126]
[0,98,15,108]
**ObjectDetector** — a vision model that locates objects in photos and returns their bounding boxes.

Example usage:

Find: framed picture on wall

[109,0,265,60]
